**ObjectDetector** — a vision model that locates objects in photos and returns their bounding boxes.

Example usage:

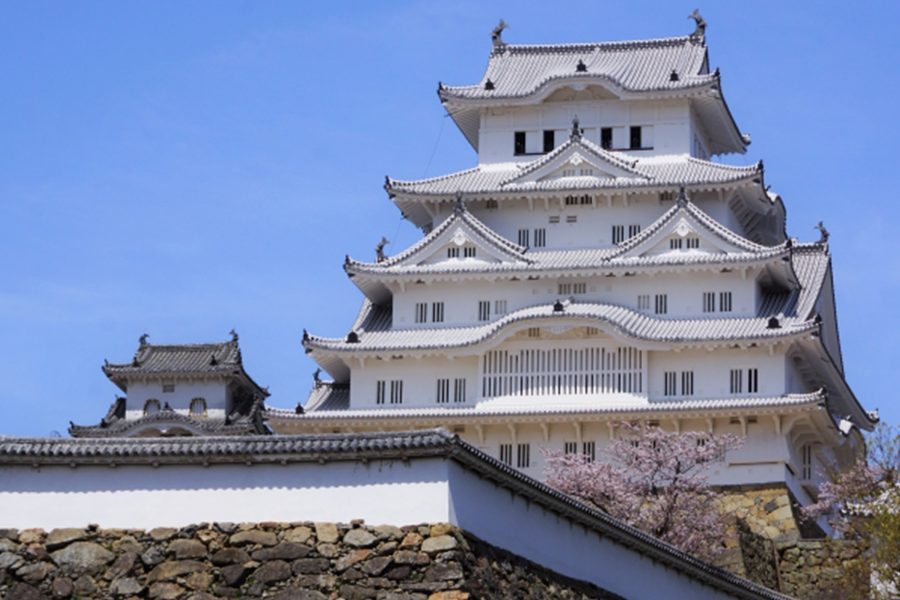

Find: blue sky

[1,1,898,436]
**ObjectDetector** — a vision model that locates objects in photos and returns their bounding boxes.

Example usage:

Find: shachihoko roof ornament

[688,9,706,41]
[491,19,509,51]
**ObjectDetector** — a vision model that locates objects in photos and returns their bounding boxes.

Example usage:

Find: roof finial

[688,9,706,41]
[375,236,390,263]
[313,368,321,384]
[570,116,582,140]
[815,221,830,244]
[210,354,218,366]
[491,19,509,50]
[576,59,587,73]
[139,333,149,346]
[454,191,467,215]
[676,185,689,208]
[230,329,239,343]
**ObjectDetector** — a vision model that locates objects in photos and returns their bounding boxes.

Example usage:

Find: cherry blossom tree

[543,423,743,562]
[802,424,900,598]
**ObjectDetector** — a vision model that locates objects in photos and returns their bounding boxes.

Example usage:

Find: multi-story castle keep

[268,18,876,509]
[72,17,875,524]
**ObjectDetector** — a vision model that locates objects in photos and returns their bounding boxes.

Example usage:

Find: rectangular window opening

[630,126,642,150]
[720,291,733,312]
[534,228,546,247]
[654,294,668,315]
[432,302,445,323]
[494,300,507,315]
[748,368,759,393]
[478,300,491,322]
[514,131,526,155]
[436,378,450,404]
[453,378,466,403]
[702,292,715,313]
[730,369,743,394]
[601,127,613,149]
[517,443,531,468]
[447,247,459,258]
[681,371,694,396]
[518,229,530,247]
[664,371,677,396]
[500,444,513,465]
[612,225,625,244]
[583,441,596,462]
[564,441,578,455]
[543,130,555,153]
[415,302,427,324]
[638,295,650,310]
[463,247,476,258]
[376,380,386,405]
[390,380,403,404]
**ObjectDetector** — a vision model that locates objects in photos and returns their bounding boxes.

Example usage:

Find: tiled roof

[306,300,817,355]
[310,244,827,355]
[302,382,350,413]
[104,340,241,376]
[348,195,789,279]
[0,428,794,600]
[103,336,269,397]
[386,143,760,197]
[284,390,825,420]
[439,36,714,102]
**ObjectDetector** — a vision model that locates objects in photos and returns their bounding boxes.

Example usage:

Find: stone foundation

[776,539,869,600]
[0,522,622,600]
[716,483,821,543]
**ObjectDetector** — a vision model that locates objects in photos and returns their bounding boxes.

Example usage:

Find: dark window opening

[543,130,555,153]
[601,127,613,149]
[630,126,642,150]
[514,131,526,155]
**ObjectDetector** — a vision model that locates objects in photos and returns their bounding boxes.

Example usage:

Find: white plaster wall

[0,458,451,530]
[350,356,479,409]
[391,267,760,327]
[478,99,693,164]
[125,380,229,416]
[446,460,744,600]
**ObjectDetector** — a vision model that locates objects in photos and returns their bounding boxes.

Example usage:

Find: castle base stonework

[0,522,622,600]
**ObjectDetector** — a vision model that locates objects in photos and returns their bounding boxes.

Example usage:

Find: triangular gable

[611,199,772,261]
[347,205,532,271]
[414,217,527,266]
[502,136,649,186]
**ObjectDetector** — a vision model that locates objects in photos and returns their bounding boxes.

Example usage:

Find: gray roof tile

[439,36,714,101]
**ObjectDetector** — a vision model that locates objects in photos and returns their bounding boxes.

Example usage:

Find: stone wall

[0,522,622,600]
[776,539,869,600]
[716,483,822,543]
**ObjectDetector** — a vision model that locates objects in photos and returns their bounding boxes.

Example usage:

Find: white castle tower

[268,17,875,519]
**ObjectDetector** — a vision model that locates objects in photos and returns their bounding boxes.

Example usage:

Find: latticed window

[499,444,513,465]
[518,229,530,247]
[494,300,507,315]
[447,247,460,258]
[478,301,490,321]
[432,302,445,323]
[670,238,683,250]
[190,398,207,416]
[582,441,596,462]
[681,371,694,396]
[730,369,743,394]
[415,303,427,323]
[436,379,450,404]
[664,372,677,396]
[612,225,625,244]
[144,399,160,416]
[801,445,813,480]
[703,292,716,313]
[628,224,641,238]
[558,282,586,295]
[719,292,733,312]
[517,443,531,468]
[566,215,577,223]
[638,295,650,310]
[376,381,386,405]
[654,294,667,315]
[390,380,403,404]
[482,346,643,398]
[453,378,466,403]
[748,368,759,393]
[686,237,700,249]
[534,228,546,247]
[564,442,577,454]
[463,247,476,258]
